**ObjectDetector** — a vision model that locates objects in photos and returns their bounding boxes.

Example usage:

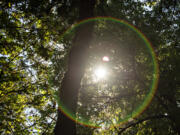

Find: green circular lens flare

[55,17,159,128]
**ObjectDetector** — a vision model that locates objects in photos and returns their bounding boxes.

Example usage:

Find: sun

[94,67,107,80]
[93,56,109,82]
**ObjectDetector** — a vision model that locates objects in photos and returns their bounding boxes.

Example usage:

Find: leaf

[36,20,42,28]
[8,3,11,7]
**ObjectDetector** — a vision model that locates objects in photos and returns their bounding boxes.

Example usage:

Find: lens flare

[54,17,159,129]
[102,56,109,62]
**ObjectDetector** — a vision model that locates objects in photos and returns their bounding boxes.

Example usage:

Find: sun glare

[94,67,107,80]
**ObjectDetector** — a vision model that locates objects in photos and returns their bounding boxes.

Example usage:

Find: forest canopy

[0,0,180,135]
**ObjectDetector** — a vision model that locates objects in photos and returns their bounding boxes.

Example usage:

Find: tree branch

[118,114,169,135]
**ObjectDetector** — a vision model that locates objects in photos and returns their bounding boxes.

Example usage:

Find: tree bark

[54,0,96,135]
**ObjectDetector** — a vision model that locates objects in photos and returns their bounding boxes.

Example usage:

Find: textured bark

[54,0,96,135]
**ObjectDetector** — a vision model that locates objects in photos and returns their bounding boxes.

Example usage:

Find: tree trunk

[54,0,96,135]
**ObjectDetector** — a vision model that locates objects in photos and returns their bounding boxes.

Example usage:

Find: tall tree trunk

[54,0,96,135]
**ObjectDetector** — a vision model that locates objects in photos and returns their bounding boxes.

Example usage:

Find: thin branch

[0,26,48,31]
[47,114,56,122]
[118,114,169,135]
